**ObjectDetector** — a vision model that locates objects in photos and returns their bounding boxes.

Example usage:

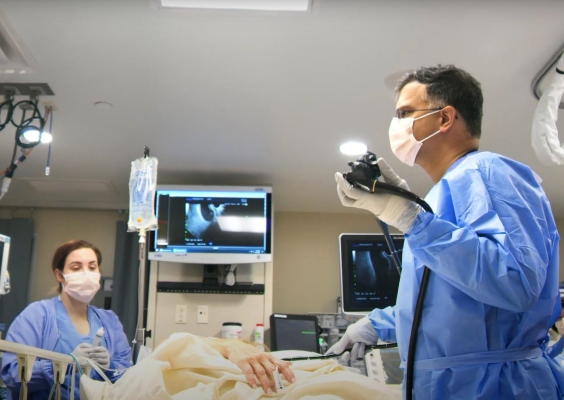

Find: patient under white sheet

[81,332,400,400]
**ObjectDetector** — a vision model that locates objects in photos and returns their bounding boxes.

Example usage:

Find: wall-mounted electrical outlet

[175,304,187,324]
[197,305,208,324]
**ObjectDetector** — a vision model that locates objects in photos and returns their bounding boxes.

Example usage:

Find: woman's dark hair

[395,64,483,138]
[52,240,102,293]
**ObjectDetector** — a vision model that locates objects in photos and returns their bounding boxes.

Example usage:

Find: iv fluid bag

[128,156,158,232]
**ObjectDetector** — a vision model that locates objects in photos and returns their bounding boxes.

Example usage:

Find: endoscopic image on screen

[184,197,266,247]
[352,249,400,291]
[349,245,401,309]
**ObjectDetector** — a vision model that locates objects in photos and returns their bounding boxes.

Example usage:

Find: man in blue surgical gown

[331,65,564,399]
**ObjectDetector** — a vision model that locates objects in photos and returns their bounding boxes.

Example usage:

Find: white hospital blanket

[81,332,400,400]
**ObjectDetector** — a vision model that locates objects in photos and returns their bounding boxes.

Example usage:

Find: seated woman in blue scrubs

[1,240,131,399]
[1,240,293,399]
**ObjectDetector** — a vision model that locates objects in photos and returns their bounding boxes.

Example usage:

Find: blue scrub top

[369,151,563,399]
[52,298,106,399]
[53,297,106,355]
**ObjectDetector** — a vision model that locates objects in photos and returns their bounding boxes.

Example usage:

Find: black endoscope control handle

[341,150,430,211]
[343,151,381,189]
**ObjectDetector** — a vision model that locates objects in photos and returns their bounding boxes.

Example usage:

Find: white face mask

[556,318,564,335]
[62,271,101,303]
[389,109,441,166]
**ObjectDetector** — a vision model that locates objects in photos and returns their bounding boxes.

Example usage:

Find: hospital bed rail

[0,339,76,400]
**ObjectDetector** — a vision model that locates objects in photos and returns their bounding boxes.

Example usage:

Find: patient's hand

[216,340,295,394]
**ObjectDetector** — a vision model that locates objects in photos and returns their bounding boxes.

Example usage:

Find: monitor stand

[202,264,219,286]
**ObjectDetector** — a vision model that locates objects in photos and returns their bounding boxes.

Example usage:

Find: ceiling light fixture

[340,141,368,156]
[0,91,46,149]
[20,128,52,144]
[160,0,311,12]
[0,87,55,199]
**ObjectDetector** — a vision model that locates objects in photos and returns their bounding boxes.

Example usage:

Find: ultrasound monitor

[269,314,320,353]
[339,233,403,315]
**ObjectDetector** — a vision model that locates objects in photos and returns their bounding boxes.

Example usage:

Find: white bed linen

[81,332,400,399]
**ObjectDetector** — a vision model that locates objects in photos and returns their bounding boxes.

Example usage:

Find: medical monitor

[339,233,403,315]
[0,234,11,295]
[270,314,320,353]
[148,185,273,264]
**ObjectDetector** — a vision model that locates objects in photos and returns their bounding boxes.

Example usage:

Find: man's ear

[439,106,457,132]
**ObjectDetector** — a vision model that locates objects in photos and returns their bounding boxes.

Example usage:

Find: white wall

[1,207,562,341]
[145,260,272,348]
[272,211,395,314]
[0,207,126,302]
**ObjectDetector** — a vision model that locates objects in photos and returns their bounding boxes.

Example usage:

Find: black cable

[366,180,433,400]
[281,354,341,361]
[12,107,27,158]
[406,267,430,400]
[281,343,398,361]
[0,96,44,133]
[11,100,44,129]
[0,100,13,131]
[9,141,18,172]
[370,181,433,213]
[6,108,27,177]
[376,219,402,275]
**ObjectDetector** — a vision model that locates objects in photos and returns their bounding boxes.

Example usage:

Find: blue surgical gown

[0,297,132,400]
[369,151,564,399]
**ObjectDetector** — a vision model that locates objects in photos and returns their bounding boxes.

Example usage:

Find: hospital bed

[1,333,402,399]
[80,332,401,400]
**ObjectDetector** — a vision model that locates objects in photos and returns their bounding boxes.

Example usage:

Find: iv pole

[132,146,151,363]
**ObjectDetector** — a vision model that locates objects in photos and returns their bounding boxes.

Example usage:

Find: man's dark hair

[395,65,483,138]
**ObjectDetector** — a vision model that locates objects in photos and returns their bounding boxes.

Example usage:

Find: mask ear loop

[413,108,442,122]
[419,129,441,144]
[416,109,444,144]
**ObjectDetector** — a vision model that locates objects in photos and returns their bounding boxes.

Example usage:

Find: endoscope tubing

[376,219,402,275]
[368,180,433,400]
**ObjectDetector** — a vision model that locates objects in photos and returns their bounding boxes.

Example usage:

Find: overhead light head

[340,141,368,156]
[16,126,52,148]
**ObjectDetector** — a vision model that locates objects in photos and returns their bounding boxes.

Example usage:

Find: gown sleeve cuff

[405,211,434,236]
